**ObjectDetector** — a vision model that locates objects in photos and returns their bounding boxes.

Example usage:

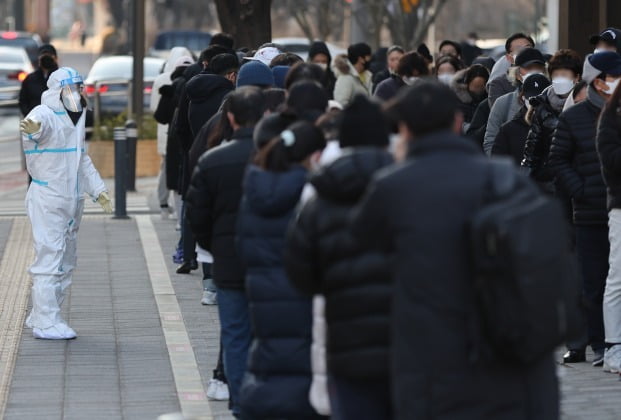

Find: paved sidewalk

[0,181,619,419]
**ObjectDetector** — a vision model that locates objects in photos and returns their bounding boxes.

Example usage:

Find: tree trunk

[214,0,272,50]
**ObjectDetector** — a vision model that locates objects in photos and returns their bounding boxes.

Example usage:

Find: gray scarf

[546,87,568,113]
[587,85,606,110]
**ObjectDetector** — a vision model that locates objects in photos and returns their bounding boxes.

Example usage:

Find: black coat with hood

[165,65,192,192]
[185,127,255,289]
[452,69,488,124]
[285,148,394,379]
[237,165,321,419]
[549,87,607,225]
[186,74,234,138]
[351,131,559,420]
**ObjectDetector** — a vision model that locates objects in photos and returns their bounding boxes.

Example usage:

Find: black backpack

[470,159,582,365]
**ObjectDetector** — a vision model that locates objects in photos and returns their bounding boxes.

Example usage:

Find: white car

[271,37,346,61]
[0,46,34,106]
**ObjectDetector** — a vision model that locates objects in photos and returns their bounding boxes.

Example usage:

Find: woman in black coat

[237,121,326,419]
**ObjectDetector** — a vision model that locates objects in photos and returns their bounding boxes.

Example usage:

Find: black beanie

[339,95,389,148]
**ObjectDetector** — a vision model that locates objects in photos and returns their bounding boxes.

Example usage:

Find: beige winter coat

[332,54,372,107]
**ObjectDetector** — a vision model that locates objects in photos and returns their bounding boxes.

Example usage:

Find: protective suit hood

[42,67,83,112]
[165,47,193,72]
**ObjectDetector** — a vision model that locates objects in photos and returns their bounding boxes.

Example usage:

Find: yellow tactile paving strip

[136,215,213,419]
[0,218,33,418]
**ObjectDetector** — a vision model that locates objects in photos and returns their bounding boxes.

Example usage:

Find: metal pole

[125,119,137,192]
[113,126,128,219]
[131,0,145,129]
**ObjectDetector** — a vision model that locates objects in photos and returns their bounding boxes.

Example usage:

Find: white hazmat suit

[21,67,109,339]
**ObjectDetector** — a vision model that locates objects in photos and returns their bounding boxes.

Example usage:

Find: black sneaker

[563,350,586,364]
[592,349,606,367]
[176,260,198,274]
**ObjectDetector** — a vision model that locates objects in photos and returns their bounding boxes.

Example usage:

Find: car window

[0,49,25,63]
[88,58,164,80]
[282,44,309,54]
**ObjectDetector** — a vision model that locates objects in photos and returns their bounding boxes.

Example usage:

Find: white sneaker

[206,379,229,401]
[201,290,217,305]
[603,345,621,373]
[33,323,77,340]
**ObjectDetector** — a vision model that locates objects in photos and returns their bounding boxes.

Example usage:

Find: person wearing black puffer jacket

[186,53,238,138]
[522,49,583,190]
[548,52,621,367]
[285,95,394,420]
[237,121,327,419]
[185,87,266,419]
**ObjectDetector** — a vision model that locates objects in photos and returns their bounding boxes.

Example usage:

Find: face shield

[58,73,84,112]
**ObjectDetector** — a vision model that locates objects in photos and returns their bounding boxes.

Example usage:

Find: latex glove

[96,192,113,214]
[20,118,41,135]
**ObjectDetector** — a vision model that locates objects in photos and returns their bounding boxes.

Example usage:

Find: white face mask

[605,78,621,95]
[315,62,328,71]
[594,48,604,54]
[438,73,454,85]
[524,99,532,111]
[552,77,575,96]
[521,71,543,82]
[403,76,419,86]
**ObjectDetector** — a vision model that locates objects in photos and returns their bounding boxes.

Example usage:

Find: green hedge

[93,112,158,140]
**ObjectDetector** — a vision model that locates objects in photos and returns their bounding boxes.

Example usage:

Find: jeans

[217,287,251,417]
[329,375,392,420]
[574,225,609,352]
[202,263,216,292]
[605,210,621,344]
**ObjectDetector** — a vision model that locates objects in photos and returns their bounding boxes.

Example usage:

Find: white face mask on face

[315,62,328,71]
[605,78,621,95]
[552,77,575,96]
[521,71,543,82]
[403,76,419,86]
[438,73,454,85]
[524,99,532,111]
[594,48,604,54]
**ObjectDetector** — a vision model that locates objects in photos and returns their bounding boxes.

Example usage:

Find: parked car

[0,46,34,106]
[271,37,346,61]
[84,55,165,115]
[149,30,211,59]
[0,31,42,68]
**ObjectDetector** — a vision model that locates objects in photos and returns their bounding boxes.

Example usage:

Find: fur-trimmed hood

[450,69,471,104]
[332,54,354,76]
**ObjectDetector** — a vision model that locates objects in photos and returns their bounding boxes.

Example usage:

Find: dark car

[149,30,211,58]
[84,55,165,115]
[0,31,42,67]
[0,46,34,106]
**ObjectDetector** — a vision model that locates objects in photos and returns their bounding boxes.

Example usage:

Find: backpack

[469,159,582,365]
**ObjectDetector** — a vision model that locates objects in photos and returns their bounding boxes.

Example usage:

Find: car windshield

[154,32,211,52]
[282,44,309,54]
[88,58,164,80]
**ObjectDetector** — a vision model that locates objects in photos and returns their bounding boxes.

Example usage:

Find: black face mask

[363,58,371,71]
[470,90,487,102]
[39,55,58,72]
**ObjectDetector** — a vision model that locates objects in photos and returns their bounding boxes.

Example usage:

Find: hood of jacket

[332,54,371,80]
[451,69,472,104]
[243,165,308,217]
[186,74,234,103]
[164,47,193,73]
[311,147,393,204]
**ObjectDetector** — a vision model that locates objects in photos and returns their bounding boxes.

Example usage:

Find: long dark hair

[207,98,233,150]
[254,120,326,172]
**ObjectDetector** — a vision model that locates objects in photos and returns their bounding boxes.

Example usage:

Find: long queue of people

[149,29,621,419]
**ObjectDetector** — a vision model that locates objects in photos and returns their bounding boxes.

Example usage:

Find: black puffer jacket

[285,148,393,379]
[596,105,621,211]
[549,87,607,225]
[165,66,192,192]
[522,88,564,182]
[238,165,321,419]
[186,74,234,138]
[185,127,255,289]
[351,132,559,420]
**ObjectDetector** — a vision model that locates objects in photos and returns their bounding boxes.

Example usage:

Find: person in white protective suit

[20,67,112,340]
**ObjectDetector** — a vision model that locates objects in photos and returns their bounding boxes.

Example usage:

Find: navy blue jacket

[237,165,320,419]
